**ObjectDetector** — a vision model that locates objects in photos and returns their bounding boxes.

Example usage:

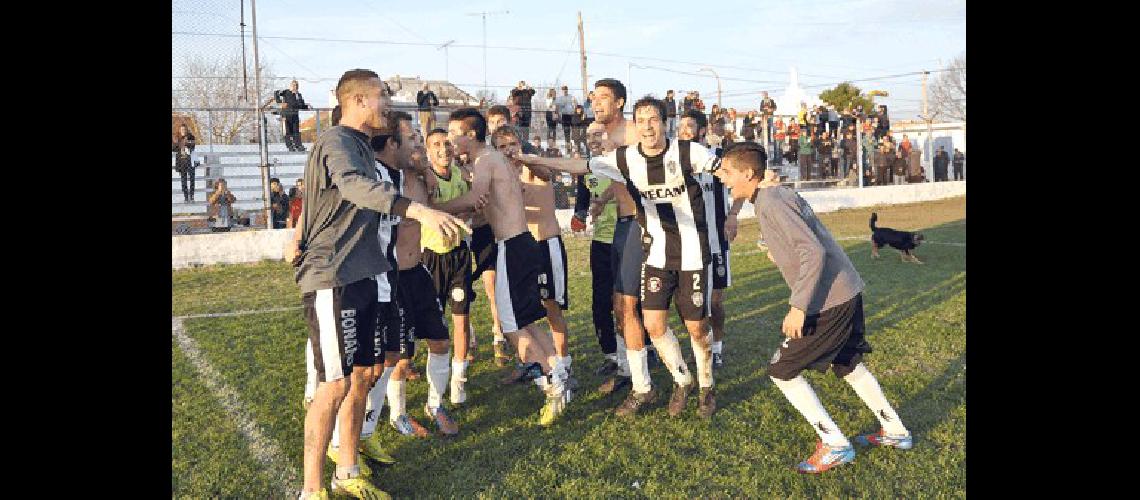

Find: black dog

[870,213,925,264]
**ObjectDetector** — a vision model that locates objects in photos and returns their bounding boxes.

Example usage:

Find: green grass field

[172,196,965,499]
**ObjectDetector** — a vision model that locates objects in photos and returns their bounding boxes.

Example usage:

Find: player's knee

[427,339,450,354]
[322,377,351,398]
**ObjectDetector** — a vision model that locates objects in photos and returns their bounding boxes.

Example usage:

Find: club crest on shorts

[647,277,662,293]
[538,273,548,285]
[451,287,465,302]
[770,349,781,364]
[716,265,726,277]
[692,292,704,308]
[540,288,550,299]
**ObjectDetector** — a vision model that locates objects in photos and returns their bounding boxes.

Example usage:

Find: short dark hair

[331,105,342,126]
[487,105,511,121]
[681,109,708,132]
[270,177,281,185]
[426,128,448,140]
[490,124,521,148]
[449,107,488,142]
[632,95,667,123]
[369,114,402,152]
[335,69,380,105]
[723,141,767,177]
[594,78,627,106]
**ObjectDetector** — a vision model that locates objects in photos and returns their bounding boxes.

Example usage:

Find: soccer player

[677,109,745,369]
[490,125,576,387]
[524,96,721,418]
[713,142,913,474]
[290,69,468,499]
[421,128,478,406]
[435,108,570,425]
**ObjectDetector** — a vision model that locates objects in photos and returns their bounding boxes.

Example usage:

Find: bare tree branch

[172,56,278,145]
[930,53,966,122]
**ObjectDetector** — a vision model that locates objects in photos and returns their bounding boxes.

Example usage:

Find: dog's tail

[870,212,878,231]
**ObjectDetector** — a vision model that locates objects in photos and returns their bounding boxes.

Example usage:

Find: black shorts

[537,236,569,310]
[397,265,451,344]
[375,298,408,360]
[768,294,873,380]
[611,216,643,296]
[470,224,497,282]
[711,251,732,290]
[640,265,710,321]
[495,232,548,333]
[303,277,378,382]
[423,241,473,315]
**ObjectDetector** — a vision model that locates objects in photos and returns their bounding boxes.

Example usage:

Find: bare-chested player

[488,124,577,390]
[385,113,461,437]
[436,107,569,425]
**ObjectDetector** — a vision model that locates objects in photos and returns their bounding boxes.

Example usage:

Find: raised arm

[435,154,493,215]
[517,154,591,176]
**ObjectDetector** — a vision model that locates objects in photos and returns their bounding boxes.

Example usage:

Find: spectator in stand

[693,91,706,113]
[816,105,829,139]
[543,138,563,158]
[723,108,739,144]
[875,105,890,140]
[840,131,857,179]
[571,104,588,156]
[269,177,290,229]
[787,118,801,165]
[876,137,895,186]
[510,80,536,140]
[827,104,840,139]
[892,150,908,185]
[952,148,965,180]
[797,103,810,138]
[545,88,559,145]
[172,123,197,202]
[208,178,237,232]
[841,107,856,135]
[898,135,913,179]
[416,83,440,137]
[934,146,950,181]
[773,117,787,166]
[760,91,777,143]
[664,90,678,140]
[861,118,876,170]
[287,178,304,229]
[584,90,596,127]
[907,147,924,183]
[555,85,578,150]
[681,91,695,114]
[275,80,310,152]
[742,110,758,142]
[815,132,834,179]
[798,129,815,181]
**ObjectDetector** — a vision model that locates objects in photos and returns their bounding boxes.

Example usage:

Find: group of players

[289,69,913,499]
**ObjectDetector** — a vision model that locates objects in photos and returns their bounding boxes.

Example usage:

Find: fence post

[856,118,864,189]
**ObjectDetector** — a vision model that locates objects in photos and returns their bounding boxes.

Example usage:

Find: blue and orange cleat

[852,429,913,450]
[796,441,855,474]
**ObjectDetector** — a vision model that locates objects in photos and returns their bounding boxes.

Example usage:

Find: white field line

[172,317,299,496]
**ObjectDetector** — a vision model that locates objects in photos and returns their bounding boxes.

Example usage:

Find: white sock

[691,335,714,389]
[493,329,506,343]
[614,334,630,375]
[712,340,723,355]
[843,363,909,436]
[451,359,468,383]
[770,375,850,448]
[627,348,651,393]
[654,328,693,387]
[426,352,450,410]
[361,366,394,437]
[387,377,406,422]
[331,411,342,449]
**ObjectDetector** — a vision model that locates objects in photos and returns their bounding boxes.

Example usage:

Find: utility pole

[700,67,722,108]
[437,39,455,83]
[578,12,588,102]
[250,0,272,229]
[465,10,509,98]
[922,70,933,182]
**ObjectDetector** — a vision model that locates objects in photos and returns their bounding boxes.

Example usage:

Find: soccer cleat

[502,362,543,385]
[299,488,329,500]
[493,339,512,367]
[425,404,459,436]
[450,376,467,406]
[539,391,566,426]
[667,382,694,417]
[598,375,631,395]
[390,414,430,439]
[358,434,397,465]
[852,429,914,450]
[596,359,619,376]
[331,475,391,500]
[326,446,372,478]
[712,353,724,370]
[796,441,856,474]
[614,388,657,417]
[757,239,769,252]
[697,387,717,418]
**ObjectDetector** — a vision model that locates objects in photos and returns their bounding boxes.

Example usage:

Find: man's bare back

[440,148,530,241]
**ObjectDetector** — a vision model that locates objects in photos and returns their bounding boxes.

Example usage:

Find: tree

[474,89,499,107]
[929,53,966,122]
[172,55,279,145]
[818,82,875,112]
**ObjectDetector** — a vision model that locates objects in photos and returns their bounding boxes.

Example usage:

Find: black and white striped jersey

[697,171,731,256]
[590,139,718,271]
[375,161,403,302]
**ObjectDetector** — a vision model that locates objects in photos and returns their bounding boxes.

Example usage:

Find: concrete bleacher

[171,143,310,217]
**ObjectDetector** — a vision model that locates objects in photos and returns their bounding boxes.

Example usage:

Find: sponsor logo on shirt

[639,182,687,201]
